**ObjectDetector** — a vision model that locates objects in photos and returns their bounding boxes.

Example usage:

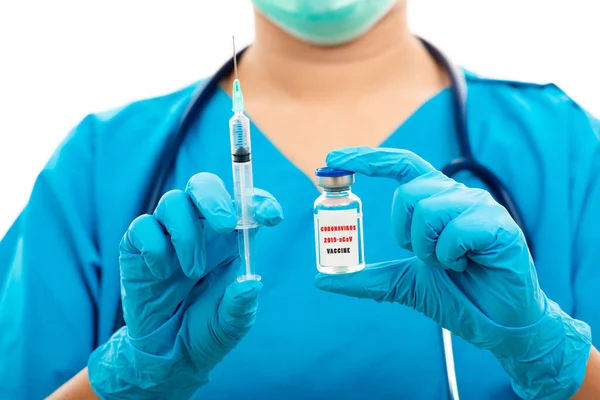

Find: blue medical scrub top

[1,71,599,399]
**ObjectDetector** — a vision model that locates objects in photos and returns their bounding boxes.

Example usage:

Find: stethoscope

[114,38,534,400]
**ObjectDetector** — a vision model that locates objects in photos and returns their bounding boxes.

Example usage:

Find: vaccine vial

[313,167,365,274]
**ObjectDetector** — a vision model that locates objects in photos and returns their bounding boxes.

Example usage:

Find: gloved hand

[315,147,592,399]
[88,173,283,400]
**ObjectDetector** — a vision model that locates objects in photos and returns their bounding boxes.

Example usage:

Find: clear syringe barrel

[230,112,260,282]
[229,112,258,230]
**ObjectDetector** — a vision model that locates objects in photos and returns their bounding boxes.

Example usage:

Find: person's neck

[234,4,449,102]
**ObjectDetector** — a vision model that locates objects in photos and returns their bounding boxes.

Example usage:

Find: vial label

[316,209,360,267]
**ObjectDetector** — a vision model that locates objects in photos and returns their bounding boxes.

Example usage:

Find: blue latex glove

[88,173,283,399]
[315,147,592,399]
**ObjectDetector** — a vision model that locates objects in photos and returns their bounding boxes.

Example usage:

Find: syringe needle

[232,35,238,80]
[229,34,260,283]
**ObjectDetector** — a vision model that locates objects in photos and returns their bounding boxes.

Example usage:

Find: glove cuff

[492,297,591,399]
[88,306,208,400]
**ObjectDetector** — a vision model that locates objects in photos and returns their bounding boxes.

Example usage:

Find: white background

[1,0,599,237]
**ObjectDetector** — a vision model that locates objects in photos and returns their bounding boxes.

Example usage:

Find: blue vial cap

[315,167,354,177]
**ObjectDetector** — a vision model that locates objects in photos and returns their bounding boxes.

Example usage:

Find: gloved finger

[121,214,179,281]
[185,172,237,235]
[410,186,484,270]
[253,188,284,227]
[436,194,526,272]
[119,214,198,338]
[315,260,419,303]
[326,146,436,183]
[154,190,207,279]
[183,259,262,363]
[314,259,485,337]
[391,171,461,251]
[214,279,263,346]
[435,201,542,328]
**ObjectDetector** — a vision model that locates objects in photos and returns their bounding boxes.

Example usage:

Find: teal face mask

[252,0,398,46]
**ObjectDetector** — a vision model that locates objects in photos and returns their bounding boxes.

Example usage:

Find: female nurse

[1,1,599,399]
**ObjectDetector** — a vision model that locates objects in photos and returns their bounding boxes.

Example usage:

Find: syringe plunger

[230,35,260,282]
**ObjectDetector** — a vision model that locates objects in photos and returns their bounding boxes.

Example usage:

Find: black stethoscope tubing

[422,40,533,255]
[112,39,533,333]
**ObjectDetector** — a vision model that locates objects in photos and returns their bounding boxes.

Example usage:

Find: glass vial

[313,167,365,274]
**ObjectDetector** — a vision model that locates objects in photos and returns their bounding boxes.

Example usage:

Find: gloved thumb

[214,279,263,347]
[314,260,419,305]
[315,259,483,338]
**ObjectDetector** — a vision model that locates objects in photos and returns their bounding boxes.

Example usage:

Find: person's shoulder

[50,78,212,176]
[463,69,599,139]
[90,78,208,129]
[463,69,574,112]
[464,69,599,166]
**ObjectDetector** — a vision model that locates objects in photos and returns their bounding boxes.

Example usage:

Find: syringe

[230,36,260,282]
